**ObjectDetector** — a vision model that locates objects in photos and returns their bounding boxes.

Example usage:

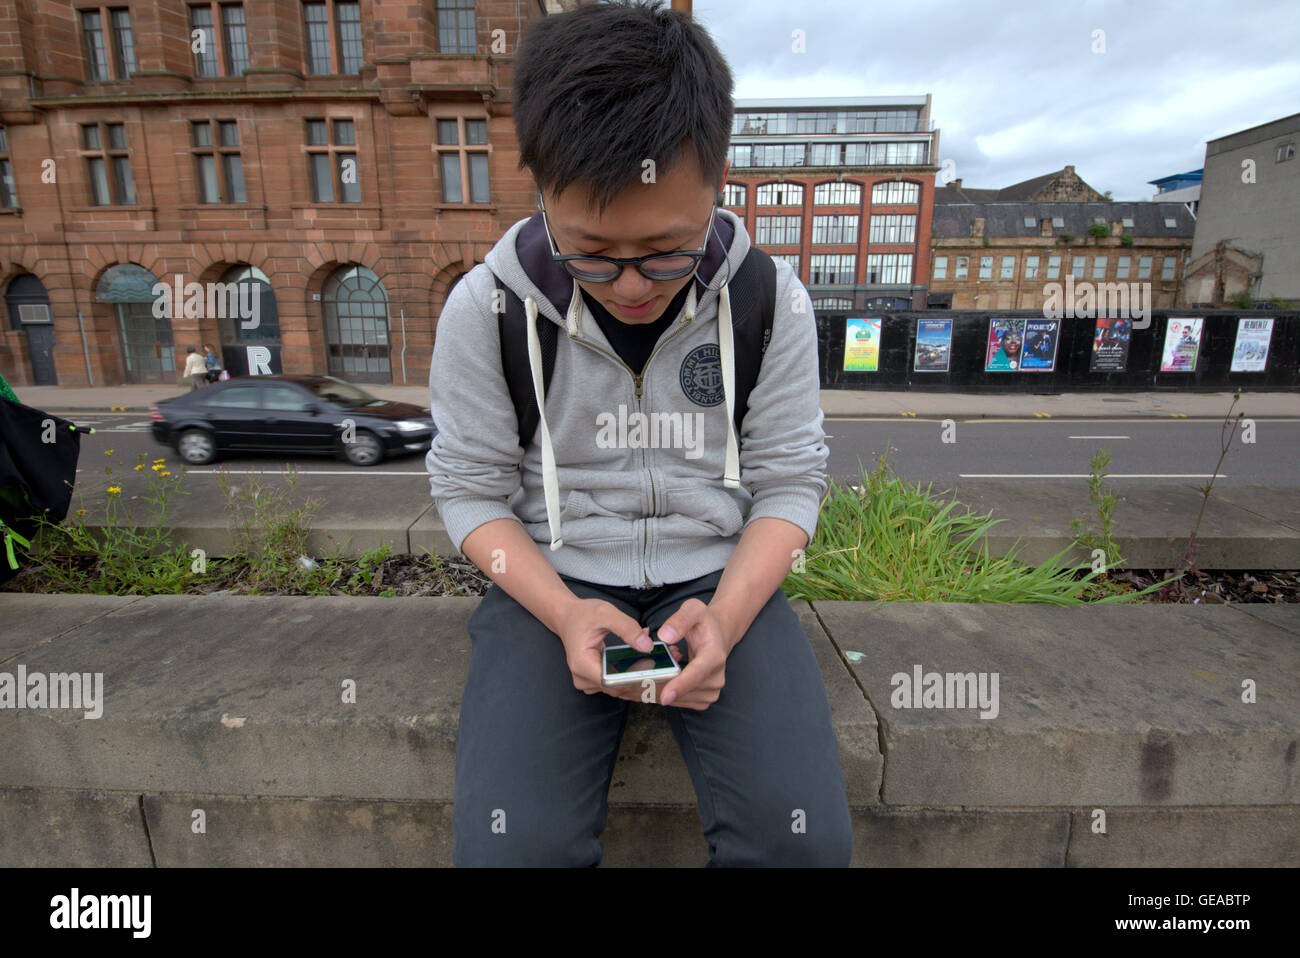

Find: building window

[222,5,250,74]
[755,182,803,206]
[871,181,919,205]
[809,254,856,285]
[306,117,361,203]
[1117,256,1130,279]
[192,120,246,203]
[191,4,248,78]
[1138,256,1152,279]
[191,6,219,77]
[812,214,857,244]
[1024,255,1039,279]
[810,143,841,166]
[81,7,135,82]
[814,181,861,205]
[954,256,968,280]
[1051,216,1064,228]
[774,254,800,274]
[81,122,135,205]
[1161,256,1175,280]
[868,213,916,244]
[999,256,1015,279]
[1092,256,1107,279]
[1276,142,1295,162]
[866,253,913,285]
[434,116,490,204]
[1047,255,1061,279]
[1071,256,1085,279]
[437,0,476,54]
[1163,217,1177,228]
[933,256,947,280]
[0,127,16,208]
[302,1,359,74]
[1121,217,1135,228]
[722,183,746,207]
[978,256,992,280]
[756,215,802,245]
[1023,216,1036,228]
[812,296,853,310]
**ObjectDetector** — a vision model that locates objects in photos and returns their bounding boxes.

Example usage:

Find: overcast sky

[692,0,1300,201]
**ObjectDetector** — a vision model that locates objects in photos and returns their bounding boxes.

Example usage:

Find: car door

[260,382,336,453]
[198,383,264,450]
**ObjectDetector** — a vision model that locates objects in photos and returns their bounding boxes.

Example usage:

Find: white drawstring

[525,294,563,550]
[717,284,740,488]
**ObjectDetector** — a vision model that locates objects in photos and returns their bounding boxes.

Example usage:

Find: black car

[150,375,437,467]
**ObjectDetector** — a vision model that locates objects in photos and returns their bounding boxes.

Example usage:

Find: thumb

[607,611,652,653]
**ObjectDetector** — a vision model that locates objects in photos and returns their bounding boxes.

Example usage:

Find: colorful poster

[843,318,881,372]
[914,319,953,372]
[1231,317,1273,372]
[1021,318,1060,371]
[1161,317,1204,372]
[985,318,1026,371]
[1090,316,1132,372]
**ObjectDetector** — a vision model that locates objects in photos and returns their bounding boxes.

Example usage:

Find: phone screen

[603,642,677,678]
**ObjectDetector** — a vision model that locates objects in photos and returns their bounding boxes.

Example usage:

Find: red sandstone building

[0,0,547,386]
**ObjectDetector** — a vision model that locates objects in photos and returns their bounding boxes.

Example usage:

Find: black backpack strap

[494,270,558,452]
[725,245,777,438]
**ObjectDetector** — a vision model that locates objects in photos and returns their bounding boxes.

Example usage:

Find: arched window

[722,183,746,208]
[5,274,56,385]
[813,181,861,206]
[755,182,803,207]
[323,264,391,383]
[96,264,172,384]
[217,265,280,346]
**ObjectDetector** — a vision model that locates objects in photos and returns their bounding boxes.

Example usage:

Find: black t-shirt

[581,279,695,375]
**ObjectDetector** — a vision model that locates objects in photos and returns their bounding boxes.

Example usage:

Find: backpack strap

[725,245,777,438]
[494,270,557,454]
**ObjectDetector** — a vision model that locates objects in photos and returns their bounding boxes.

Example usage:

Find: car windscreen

[302,379,384,409]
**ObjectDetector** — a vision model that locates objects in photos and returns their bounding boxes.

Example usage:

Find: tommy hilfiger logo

[679,344,724,407]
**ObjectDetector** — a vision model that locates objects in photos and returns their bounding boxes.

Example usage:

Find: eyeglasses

[537,190,716,283]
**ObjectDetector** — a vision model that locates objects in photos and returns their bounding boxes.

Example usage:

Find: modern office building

[1148,169,1201,217]
[0,0,544,387]
[1185,112,1300,304]
[721,95,941,310]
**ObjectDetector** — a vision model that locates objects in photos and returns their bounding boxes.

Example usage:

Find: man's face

[537,153,728,326]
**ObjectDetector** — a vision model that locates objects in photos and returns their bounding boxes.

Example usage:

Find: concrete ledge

[1,593,1297,866]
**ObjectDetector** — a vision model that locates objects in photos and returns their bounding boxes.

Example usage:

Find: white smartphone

[601,639,682,688]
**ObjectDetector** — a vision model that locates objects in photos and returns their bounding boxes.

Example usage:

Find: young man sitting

[426,0,851,868]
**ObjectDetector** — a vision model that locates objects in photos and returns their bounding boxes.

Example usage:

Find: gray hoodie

[425,206,828,588]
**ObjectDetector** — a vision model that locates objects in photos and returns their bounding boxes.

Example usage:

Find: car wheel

[343,430,383,467]
[178,428,217,465]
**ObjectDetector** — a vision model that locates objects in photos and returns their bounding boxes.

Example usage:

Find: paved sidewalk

[11,383,1300,419]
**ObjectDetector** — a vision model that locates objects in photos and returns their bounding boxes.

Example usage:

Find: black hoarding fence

[813,310,1300,391]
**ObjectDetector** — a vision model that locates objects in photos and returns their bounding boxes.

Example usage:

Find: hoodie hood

[485,208,746,551]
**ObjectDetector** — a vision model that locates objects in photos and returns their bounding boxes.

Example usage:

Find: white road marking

[959,473,1225,479]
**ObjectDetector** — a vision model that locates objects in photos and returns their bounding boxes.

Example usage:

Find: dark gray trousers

[451,568,853,867]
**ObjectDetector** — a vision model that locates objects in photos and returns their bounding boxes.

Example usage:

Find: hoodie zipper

[569,304,697,587]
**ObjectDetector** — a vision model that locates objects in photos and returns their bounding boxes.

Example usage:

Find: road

[55,413,1300,508]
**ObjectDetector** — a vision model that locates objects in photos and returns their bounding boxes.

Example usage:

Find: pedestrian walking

[182,346,208,390]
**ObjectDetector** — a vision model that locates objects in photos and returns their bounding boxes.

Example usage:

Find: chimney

[972,217,985,238]
[952,178,962,189]
[1064,165,1075,176]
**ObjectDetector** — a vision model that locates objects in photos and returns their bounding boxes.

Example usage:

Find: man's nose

[611,266,656,300]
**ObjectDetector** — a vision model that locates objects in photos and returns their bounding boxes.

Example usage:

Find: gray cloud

[694,0,1300,199]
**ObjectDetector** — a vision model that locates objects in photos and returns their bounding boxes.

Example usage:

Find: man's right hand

[557,597,652,696]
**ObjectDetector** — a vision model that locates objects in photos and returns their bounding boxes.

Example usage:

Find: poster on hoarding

[843,318,881,372]
[1021,318,1060,372]
[914,318,953,372]
[1090,316,1133,372]
[1230,317,1273,372]
[985,318,1026,371]
[1161,317,1204,372]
